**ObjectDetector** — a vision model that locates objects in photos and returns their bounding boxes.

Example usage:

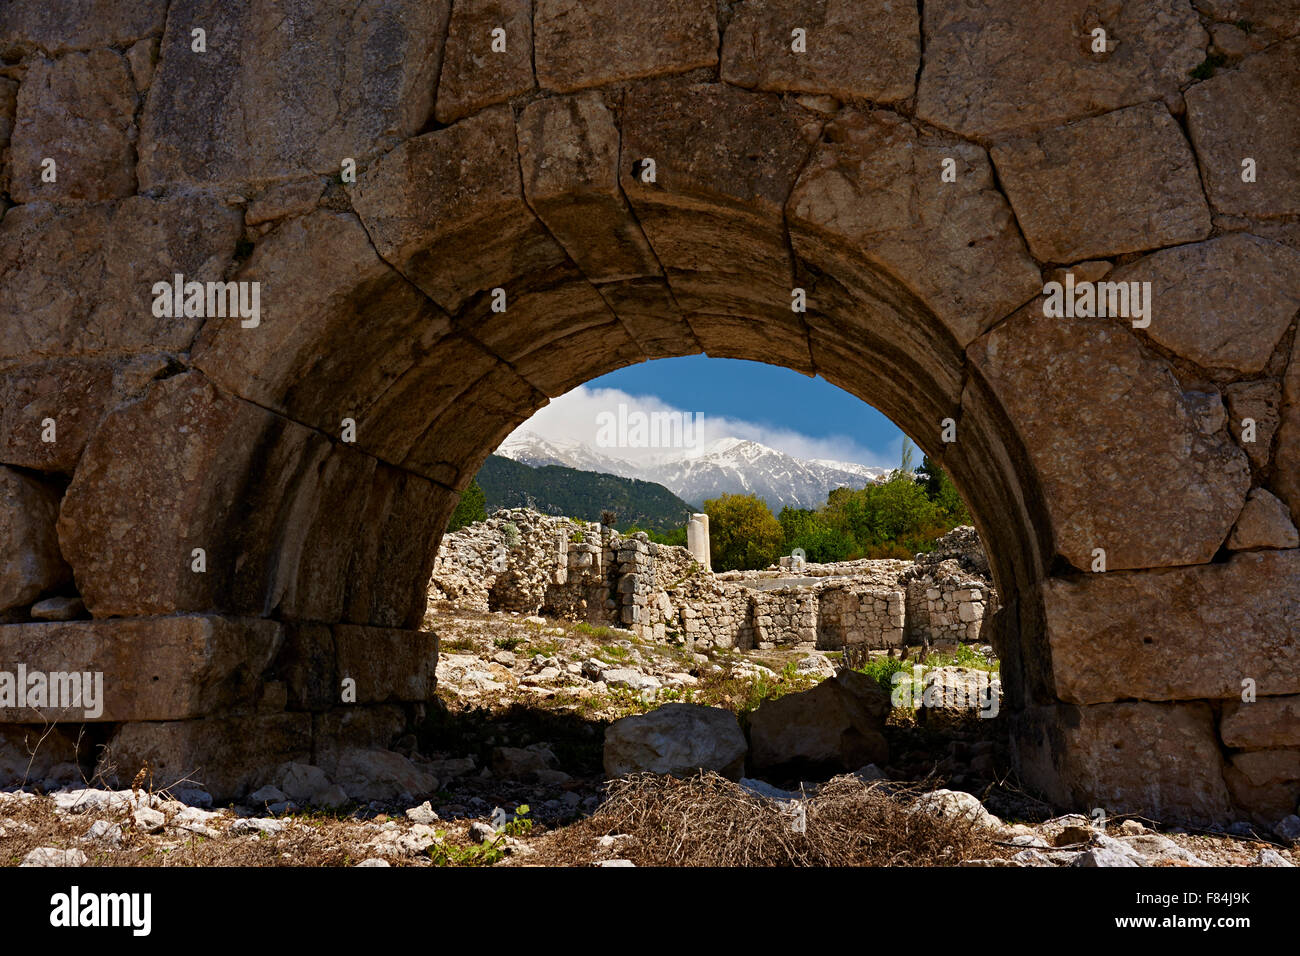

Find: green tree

[704,493,784,571]
[446,478,486,532]
[919,455,971,523]
[777,506,852,563]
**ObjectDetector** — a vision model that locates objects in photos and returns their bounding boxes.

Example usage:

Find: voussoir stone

[435,0,535,123]
[351,106,566,313]
[192,209,445,449]
[534,0,718,93]
[990,103,1211,262]
[969,306,1250,570]
[8,50,137,202]
[1044,550,1300,705]
[788,109,1041,346]
[917,0,1206,140]
[1109,234,1300,375]
[1221,696,1300,750]
[0,196,242,360]
[517,92,662,282]
[138,0,449,190]
[721,0,919,105]
[603,703,747,781]
[620,79,817,356]
[0,0,167,56]
[1185,39,1300,219]
[1227,488,1299,550]
[0,467,69,611]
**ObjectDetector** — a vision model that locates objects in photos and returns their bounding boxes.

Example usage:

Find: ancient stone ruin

[430,509,996,651]
[0,1,1297,827]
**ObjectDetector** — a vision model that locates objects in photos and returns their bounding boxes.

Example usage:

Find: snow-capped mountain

[496,431,888,511]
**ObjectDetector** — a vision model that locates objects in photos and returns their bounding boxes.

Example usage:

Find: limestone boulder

[788,109,1041,346]
[1185,39,1300,218]
[331,748,438,803]
[1227,489,1299,550]
[748,669,890,774]
[721,0,919,104]
[969,307,1250,571]
[0,467,69,611]
[534,0,717,93]
[435,0,534,123]
[138,0,449,190]
[990,103,1211,262]
[603,703,747,781]
[917,0,1206,139]
[1044,551,1300,705]
[1110,234,1300,374]
[9,50,137,202]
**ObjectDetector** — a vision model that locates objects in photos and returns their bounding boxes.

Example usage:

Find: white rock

[132,806,166,834]
[912,790,1002,830]
[21,847,87,867]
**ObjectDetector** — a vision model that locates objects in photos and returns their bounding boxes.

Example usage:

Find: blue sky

[513,355,907,469]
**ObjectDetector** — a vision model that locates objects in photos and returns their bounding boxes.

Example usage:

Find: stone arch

[1,1,1297,824]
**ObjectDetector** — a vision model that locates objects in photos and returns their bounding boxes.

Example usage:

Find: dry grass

[528,771,1007,867]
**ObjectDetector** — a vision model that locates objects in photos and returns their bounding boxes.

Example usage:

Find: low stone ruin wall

[429,510,997,651]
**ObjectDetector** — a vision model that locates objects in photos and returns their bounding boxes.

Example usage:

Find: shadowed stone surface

[435,0,535,123]
[969,306,1250,570]
[1228,489,1299,550]
[8,50,136,203]
[517,92,663,282]
[0,467,68,611]
[138,0,449,189]
[917,0,1205,140]
[101,714,313,802]
[1225,380,1282,471]
[1044,551,1300,705]
[0,0,167,56]
[1185,39,1300,219]
[1022,702,1234,826]
[991,103,1211,262]
[534,0,718,93]
[1276,337,1300,525]
[721,0,919,104]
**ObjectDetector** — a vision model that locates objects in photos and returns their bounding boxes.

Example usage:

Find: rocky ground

[3,604,1296,867]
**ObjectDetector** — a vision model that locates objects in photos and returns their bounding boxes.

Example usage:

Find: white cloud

[503,385,901,469]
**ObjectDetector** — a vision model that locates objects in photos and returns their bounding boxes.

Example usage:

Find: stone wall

[430,511,994,652]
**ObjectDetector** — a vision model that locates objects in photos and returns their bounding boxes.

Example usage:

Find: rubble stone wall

[431,510,992,651]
